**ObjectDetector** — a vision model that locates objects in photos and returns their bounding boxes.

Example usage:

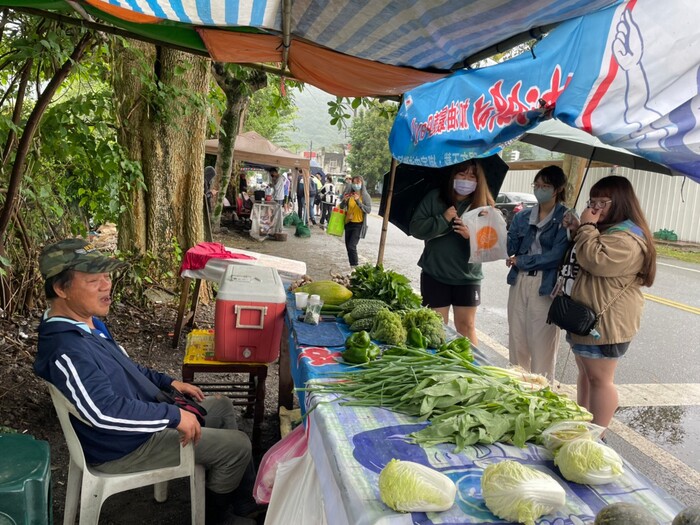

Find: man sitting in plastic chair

[33,239,264,525]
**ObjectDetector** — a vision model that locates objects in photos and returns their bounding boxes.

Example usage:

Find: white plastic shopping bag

[264,450,327,525]
[461,205,508,263]
[253,423,308,504]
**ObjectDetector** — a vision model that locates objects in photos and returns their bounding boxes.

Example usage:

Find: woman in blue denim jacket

[505,166,570,381]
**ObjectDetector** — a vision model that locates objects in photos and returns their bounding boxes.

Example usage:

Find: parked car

[495,192,537,228]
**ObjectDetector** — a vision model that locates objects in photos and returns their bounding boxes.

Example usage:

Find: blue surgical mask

[351,183,361,191]
[534,187,555,204]
[453,179,477,196]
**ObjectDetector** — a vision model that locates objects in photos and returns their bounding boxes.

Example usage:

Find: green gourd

[594,502,659,525]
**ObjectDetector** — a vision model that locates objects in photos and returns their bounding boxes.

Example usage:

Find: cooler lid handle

[234,305,267,329]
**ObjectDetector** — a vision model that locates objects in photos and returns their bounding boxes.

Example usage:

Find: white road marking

[657,260,700,273]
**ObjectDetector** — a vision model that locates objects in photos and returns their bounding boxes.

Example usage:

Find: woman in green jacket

[409,159,494,346]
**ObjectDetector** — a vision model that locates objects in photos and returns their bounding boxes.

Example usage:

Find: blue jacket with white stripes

[34,315,181,465]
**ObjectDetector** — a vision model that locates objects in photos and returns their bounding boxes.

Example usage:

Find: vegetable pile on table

[306,348,591,450]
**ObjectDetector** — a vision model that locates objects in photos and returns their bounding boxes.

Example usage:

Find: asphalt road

[357,212,700,506]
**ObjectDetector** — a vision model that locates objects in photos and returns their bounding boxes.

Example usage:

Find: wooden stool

[182,342,268,449]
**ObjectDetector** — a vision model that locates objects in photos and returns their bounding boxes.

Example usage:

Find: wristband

[579,222,598,228]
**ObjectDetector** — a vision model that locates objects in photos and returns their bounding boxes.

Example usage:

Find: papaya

[673,506,700,525]
[594,502,659,525]
[295,281,353,305]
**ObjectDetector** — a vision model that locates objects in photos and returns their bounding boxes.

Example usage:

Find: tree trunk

[210,64,267,230]
[112,40,209,254]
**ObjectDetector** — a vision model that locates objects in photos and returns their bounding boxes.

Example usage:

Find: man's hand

[506,255,517,268]
[176,409,201,446]
[171,380,204,402]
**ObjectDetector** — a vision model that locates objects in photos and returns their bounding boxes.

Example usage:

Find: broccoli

[370,308,407,346]
[401,308,446,348]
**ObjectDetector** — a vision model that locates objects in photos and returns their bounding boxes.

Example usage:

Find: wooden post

[377,157,398,266]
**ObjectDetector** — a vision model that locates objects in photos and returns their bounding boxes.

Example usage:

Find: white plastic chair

[47,383,205,525]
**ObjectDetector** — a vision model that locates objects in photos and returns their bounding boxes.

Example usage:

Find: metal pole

[376,156,398,266]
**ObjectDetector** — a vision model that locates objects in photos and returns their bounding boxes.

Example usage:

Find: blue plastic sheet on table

[291,315,347,347]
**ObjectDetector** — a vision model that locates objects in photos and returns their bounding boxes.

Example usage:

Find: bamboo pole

[376,156,398,265]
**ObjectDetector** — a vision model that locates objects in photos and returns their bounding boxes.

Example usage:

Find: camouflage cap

[39,239,128,279]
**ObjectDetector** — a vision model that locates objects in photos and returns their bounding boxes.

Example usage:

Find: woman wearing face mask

[505,165,570,381]
[339,175,372,267]
[409,159,494,345]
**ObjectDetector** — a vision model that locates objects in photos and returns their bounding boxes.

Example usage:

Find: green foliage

[346,103,397,193]
[112,237,183,305]
[35,90,144,229]
[244,81,299,143]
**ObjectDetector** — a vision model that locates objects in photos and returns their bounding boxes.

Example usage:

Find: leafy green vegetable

[305,350,591,450]
[481,460,566,525]
[349,264,422,310]
[379,459,456,513]
[554,439,623,485]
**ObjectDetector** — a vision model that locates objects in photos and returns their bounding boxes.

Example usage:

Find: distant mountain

[281,85,350,154]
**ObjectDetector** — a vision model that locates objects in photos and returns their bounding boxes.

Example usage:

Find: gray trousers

[93,397,252,494]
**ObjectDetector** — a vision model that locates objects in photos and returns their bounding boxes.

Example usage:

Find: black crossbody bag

[547,280,634,336]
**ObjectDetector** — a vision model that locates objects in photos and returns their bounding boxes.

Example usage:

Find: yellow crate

[185,329,215,362]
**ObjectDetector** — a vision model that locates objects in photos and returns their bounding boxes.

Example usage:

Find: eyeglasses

[586,199,612,209]
[532,183,553,190]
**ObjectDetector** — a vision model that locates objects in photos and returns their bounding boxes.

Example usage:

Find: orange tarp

[198,29,446,98]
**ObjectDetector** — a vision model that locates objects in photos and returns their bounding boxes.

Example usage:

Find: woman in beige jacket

[568,176,656,428]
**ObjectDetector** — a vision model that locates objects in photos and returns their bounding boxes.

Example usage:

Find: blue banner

[389,0,700,184]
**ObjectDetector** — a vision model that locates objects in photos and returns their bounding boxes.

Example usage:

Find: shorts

[420,272,481,308]
[571,342,630,359]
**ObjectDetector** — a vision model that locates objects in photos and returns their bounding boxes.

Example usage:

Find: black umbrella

[378,155,509,235]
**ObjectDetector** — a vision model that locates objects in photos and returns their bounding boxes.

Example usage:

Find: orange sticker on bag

[476,226,499,250]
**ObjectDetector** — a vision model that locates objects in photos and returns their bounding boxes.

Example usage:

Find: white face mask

[453,179,477,196]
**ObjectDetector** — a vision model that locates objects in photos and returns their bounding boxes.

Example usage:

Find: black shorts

[420,272,481,308]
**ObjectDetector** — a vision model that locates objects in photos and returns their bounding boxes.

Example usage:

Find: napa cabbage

[378,459,456,512]
[554,439,623,485]
[481,460,566,525]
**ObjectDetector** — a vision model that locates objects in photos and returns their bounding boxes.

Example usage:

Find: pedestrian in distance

[409,159,495,346]
[505,165,570,381]
[319,175,336,229]
[339,175,372,267]
[269,167,285,206]
[34,239,263,524]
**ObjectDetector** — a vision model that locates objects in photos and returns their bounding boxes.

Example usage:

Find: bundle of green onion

[305,348,591,451]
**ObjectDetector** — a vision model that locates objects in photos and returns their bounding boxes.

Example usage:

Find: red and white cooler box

[214,265,286,363]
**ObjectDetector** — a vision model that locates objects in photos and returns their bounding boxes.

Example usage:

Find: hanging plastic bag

[326,207,346,237]
[461,206,508,263]
[253,424,308,504]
